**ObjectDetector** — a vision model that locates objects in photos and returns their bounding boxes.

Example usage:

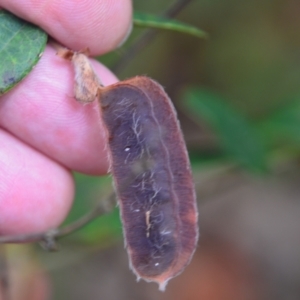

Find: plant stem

[112,0,193,74]
[0,193,116,250]
[0,246,10,300]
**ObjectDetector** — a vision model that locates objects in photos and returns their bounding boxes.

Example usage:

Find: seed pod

[98,77,198,291]
[60,48,198,290]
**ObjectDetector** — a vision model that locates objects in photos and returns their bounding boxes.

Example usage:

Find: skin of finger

[0,45,115,175]
[0,0,132,55]
[0,129,74,235]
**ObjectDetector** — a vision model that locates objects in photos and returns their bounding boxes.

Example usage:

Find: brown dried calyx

[56,47,103,103]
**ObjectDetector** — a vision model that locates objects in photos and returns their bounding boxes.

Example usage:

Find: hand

[0,0,132,236]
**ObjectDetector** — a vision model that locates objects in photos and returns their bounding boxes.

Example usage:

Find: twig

[0,192,116,250]
[0,246,10,300]
[111,0,193,74]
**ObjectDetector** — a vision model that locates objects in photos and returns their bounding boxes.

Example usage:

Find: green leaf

[183,88,268,172]
[133,12,208,39]
[259,100,300,145]
[0,10,47,95]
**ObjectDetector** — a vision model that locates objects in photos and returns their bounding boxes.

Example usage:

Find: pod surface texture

[99,76,198,290]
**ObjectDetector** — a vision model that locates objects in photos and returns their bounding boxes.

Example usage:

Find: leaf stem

[0,193,116,250]
[111,0,193,74]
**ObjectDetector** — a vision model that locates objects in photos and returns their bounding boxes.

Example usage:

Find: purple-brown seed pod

[98,76,199,291]
[59,47,199,290]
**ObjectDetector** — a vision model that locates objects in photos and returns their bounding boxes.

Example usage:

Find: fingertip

[0,130,74,235]
[1,0,132,55]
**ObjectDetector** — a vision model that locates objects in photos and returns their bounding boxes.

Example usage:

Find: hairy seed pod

[60,48,199,290]
[98,77,198,291]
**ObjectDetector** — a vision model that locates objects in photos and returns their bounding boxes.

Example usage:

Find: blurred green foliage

[183,88,267,172]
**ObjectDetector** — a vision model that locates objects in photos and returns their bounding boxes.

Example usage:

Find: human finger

[0,129,74,235]
[0,45,115,175]
[0,0,132,55]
